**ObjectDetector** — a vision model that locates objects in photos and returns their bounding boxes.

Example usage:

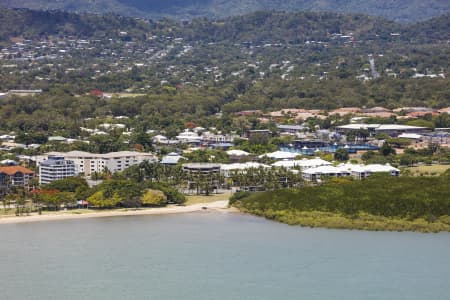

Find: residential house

[349,164,400,180]
[277,124,307,135]
[153,135,169,144]
[202,131,235,144]
[176,131,203,144]
[226,150,250,157]
[161,153,184,165]
[246,129,271,139]
[8,89,42,96]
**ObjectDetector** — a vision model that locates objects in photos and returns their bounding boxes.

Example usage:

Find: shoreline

[234,207,450,233]
[0,200,236,225]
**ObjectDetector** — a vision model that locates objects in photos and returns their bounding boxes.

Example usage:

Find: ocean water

[0,212,449,300]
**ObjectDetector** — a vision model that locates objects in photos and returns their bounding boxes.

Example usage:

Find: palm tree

[12,187,26,216]
[0,174,10,214]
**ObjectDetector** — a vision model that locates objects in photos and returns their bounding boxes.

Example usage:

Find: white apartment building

[39,156,76,184]
[36,151,157,177]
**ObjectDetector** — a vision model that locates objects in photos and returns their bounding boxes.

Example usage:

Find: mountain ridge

[1,8,449,44]
[1,0,450,23]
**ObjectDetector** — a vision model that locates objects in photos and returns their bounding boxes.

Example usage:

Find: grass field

[405,164,450,176]
[185,192,232,205]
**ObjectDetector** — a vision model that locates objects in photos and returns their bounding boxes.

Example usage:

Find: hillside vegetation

[1,0,450,22]
[0,8,152,42]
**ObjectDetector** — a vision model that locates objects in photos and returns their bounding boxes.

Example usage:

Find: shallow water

[1,212,449,300]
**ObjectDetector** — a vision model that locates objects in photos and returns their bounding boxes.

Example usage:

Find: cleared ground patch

[406,164,450,176]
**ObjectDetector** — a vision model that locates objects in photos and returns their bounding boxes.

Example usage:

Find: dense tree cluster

[232,173,450,219]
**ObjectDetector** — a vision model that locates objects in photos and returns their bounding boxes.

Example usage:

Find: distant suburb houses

[336,124,428,137]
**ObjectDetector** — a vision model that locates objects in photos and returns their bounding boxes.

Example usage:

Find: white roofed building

[398,133,423,140]
[220,162,269,177]
[152,135,169,144]
[272,158,332,170]
[98,123,126,130]
[302,165,351,181]
[161,152,184,165]
[0,135,15,142]
[348,164,400,179]
[202,132,235,143]
[259,151,299,160]
[226,149,250,157]
[302,163,400,181]
[48,136,67,142]
[176,131,203,144]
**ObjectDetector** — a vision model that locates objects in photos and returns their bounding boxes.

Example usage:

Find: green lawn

[112,93,147,98]
[185,192,232,205]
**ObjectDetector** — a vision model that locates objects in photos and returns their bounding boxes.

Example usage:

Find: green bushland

[231,174,450,232]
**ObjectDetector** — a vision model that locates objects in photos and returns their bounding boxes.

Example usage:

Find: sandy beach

[0,200,235,225]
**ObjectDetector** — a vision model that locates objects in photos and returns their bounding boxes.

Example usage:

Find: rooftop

[272,158,332,169]
[337,124,427,130]
[0,166,34,175]
[259,151,299,160]
[277,124,307,131]
[182,163,221,170]
[221,162,269,171]
[44,151,155,159]
[226,149,250,156]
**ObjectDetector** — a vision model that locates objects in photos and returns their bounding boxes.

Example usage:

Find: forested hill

[177,12,450,43]
[0,8,151,42]
[403,13,450,42]
[1,8,449,44]
[1,0,450,23]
